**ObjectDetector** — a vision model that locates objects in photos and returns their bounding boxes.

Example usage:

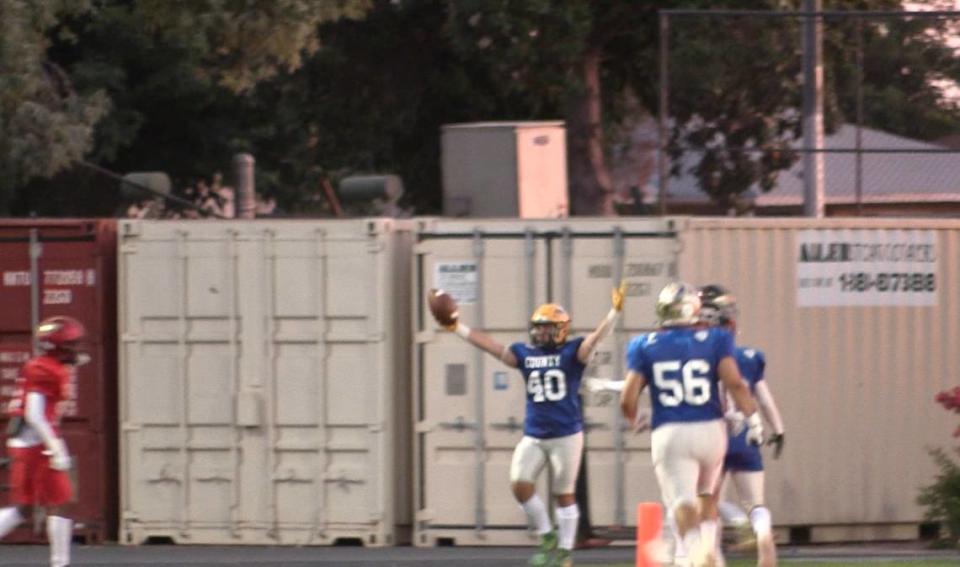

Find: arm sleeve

[24,391,61,449]
[754,380,785,435]
[715,329,736,360]
[625,336,646,372]
[509,343,523,363]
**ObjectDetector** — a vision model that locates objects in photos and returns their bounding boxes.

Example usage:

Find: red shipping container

[0,219,118,543]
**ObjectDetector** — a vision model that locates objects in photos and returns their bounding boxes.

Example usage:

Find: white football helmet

[655,281,701,327]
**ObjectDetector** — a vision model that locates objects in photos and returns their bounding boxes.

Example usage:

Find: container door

[417,228,548,534]
[415,219,679,543]
[548,228,679,528]
[121,220,407,546]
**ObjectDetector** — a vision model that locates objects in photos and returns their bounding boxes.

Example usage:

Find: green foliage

[665,0,960,208]
[3,0,372,216]
[0,0,109,211]
[446,0,592,116]
[135,0,371,93]
[918,447,960,546]
[6,0,960,216]
[240,0,480,214]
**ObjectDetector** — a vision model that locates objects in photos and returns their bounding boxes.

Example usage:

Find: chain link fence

[654,9,960,216]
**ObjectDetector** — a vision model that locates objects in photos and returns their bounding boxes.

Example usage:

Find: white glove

[724,410,746,436]
[745,412,764,447]
[44,438,72,471]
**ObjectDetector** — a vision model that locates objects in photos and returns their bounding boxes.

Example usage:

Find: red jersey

[7,355,70,434]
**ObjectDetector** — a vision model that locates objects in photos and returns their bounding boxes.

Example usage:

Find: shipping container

[414,216,957,546]
[675,217,956,543]
[118,219,412,546]
[0,219,119,544]
[412,218,679,546]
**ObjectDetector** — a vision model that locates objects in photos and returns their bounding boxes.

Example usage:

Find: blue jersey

[625,327,735,430]
[725,347,767,472]
[510,337,586,439]
[735,347,765,394]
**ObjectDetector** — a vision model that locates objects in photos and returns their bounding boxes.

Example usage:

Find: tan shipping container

[118,219,412,546]
[415,216,954,546]
[676,217,955,542]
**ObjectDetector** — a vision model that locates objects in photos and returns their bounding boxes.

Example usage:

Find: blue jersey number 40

[527,369,567,402]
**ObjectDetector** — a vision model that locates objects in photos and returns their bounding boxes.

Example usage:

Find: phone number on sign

[838,272,935,292]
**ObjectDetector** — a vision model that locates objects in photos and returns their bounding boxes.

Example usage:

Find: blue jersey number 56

[652,359,711,407]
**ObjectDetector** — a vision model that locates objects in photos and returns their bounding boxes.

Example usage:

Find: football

[427,289,459,327]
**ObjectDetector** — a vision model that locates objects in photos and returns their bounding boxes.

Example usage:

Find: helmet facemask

[529,322,568,348]
[529,304,571,348]
[698,284,738,329]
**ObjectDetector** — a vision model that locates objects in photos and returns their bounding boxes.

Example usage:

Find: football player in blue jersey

[699,285,785,567]
[437,282,627,567]
[620,282,763,567]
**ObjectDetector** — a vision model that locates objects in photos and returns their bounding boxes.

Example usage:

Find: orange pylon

[635,502,662,567]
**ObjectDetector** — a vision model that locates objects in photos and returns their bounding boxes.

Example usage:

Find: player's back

[626,326,734,429]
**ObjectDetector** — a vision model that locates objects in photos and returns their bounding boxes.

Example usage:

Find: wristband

[455,323,471,339]
[746,412,762,428]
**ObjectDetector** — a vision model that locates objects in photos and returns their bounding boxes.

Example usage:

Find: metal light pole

[658,12,670,216]
[802,0,826,217]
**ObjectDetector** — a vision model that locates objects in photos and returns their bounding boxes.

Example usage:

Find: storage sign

[796,229,937,307]
[433,261,478,304]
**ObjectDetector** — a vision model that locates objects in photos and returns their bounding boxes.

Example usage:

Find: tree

[0,0,109,213]
[448,0,960,215]
[2,0,371,216]
[667,0,960,211]
[134,0,371,94]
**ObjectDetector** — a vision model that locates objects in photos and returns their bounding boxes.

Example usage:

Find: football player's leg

[665,507,688,566]
[652,424,701,559]
[731,471,776,567]
[693,421,727,567]
[46,511,72,567]
[720,447,755,551]
[0,447,37,539]
[511,437,551,532]
[546,432,583,554]
[41,459,74,567]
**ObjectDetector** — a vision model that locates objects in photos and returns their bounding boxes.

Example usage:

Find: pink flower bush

[935,386,960,437]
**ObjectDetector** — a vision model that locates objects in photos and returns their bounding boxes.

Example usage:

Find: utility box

[442,122,568,218]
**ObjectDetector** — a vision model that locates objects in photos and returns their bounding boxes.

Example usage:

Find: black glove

[767,433,785,459]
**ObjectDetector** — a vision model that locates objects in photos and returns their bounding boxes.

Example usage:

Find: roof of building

[656,124,960,206]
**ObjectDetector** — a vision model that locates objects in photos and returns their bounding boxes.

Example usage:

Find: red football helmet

[36,316,87,363]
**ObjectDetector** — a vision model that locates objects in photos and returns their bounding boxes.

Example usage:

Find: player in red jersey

[0,316,86,567]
